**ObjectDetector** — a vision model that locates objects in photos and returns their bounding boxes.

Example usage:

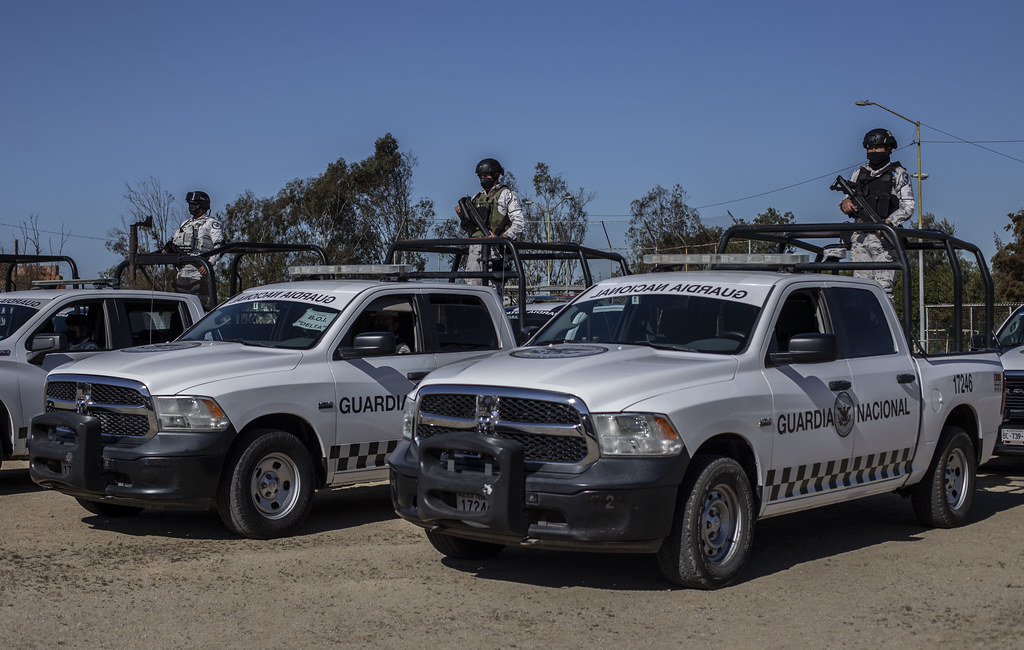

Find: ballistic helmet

[475,158,503,176]
[185,190,211,211]
[862,129,897,150]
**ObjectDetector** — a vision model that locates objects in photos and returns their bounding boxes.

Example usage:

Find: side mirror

[516,325,540,345]
[30,333,67,354]
[768,333,838,366]
[336,332,397,359]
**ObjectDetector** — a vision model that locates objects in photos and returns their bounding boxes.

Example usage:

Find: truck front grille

[416,387,595,465]
[44,374,157,440]
[1005,373,1024,415]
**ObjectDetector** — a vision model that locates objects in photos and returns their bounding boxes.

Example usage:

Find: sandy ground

[2,457,1023,650]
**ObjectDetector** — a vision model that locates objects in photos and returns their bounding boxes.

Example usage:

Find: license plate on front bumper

[1001,428,1024,446]
[457,493,488,512]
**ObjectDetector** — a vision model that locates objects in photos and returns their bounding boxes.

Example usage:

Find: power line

[0,221,108,241]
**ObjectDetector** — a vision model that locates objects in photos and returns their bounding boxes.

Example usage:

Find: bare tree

[106,176,185,259]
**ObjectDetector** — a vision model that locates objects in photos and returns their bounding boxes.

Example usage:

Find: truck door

[330,293,436,484]
[826,286,920,479]
[762,288,855,511]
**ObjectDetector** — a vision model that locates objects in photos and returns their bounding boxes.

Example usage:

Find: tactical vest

[470,185,512,237]
[854,162,900,220]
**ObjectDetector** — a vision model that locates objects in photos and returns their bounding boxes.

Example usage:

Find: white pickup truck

[29,271,517,538]
[389,223,1004,588]
[983,304,1024,456]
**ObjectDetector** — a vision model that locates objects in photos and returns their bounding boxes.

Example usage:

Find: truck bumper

[389,433,689,553]
[28,411,234,510]
[994,422,1024,457]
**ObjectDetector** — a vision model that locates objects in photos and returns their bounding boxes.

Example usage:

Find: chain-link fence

[922,302,1022,353]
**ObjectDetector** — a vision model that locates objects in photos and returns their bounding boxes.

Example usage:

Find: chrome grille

[420,393,475,419]
[1005,373,1024,413]
[46,381,77,402]
[415,388,596,465]
[44,374,157,440]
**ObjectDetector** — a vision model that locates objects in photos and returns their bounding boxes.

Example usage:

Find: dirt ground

[2,457,1023,650]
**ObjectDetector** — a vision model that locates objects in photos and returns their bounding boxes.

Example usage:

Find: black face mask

[479,176,497,191]
[866,151,890,169]
[188,203,204,217]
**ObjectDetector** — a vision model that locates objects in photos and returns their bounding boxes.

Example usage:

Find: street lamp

[856,99,927,346]
[523,194,575,287]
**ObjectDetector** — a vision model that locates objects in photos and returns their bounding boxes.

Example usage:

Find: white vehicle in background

[0,254,204,469]
[986,304,1024,457]
[390,223,1003,588]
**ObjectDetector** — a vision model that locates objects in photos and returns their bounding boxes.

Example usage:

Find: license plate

[1001,428,1024,446]
[457,493,488,512]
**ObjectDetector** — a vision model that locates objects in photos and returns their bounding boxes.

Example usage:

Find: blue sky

[3,0,1022,278]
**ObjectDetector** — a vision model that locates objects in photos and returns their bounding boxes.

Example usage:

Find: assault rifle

[830,175,883,224]
[457,196,493,236]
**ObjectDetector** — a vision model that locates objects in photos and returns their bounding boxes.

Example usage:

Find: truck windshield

[531,293,761,353]
[0,303,39,342]
[996,308,1024,347]
[181,300,341,350]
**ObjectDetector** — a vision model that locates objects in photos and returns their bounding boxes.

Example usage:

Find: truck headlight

[592,413,682,456]
[154,396,230,432]
[402,394,418,440]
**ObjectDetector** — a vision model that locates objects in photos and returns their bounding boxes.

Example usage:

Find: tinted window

[125,300,188,346]
[829,287,896,357]
[0,302,38,341]
[429,294,499,351]
[340,295,419,354]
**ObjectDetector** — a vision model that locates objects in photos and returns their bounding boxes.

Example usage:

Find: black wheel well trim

[690,433,760,510]
[235,414,328,488]
[0,400,11,458]
[942,404,980,462]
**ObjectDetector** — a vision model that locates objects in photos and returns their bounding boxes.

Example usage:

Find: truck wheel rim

[250,453,300,519]
[701,484,739,564]
[944,448,969,510]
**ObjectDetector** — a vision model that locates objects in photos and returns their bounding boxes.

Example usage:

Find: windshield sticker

[0,298,44,307]
[229,289,338,305]
[294,308,337,331]
[512,345,608,359]
[589,281,768,305]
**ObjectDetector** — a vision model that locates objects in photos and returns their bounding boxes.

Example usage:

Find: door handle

[829,380,851,391]
[407,371,429,381]
[897,373,916,384]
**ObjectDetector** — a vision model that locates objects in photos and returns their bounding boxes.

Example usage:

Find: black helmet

[185,190,211,210]
[862,128,897,150]
[475,158,503,176]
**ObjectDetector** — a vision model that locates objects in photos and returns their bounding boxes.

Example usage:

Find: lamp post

[523,194,574,287]
[855,100,928,346]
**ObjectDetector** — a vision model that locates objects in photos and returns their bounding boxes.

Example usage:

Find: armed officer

[839,128,915,297]
[454,158,524,285]
[169,190,224,308]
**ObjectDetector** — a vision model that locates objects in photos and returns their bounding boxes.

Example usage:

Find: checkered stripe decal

[330,440,399,472]
[765,447,913,503]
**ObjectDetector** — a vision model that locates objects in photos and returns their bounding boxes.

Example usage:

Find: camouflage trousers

[850,233,895,296]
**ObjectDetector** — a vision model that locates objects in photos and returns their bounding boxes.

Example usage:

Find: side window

[428,294,499,352]
[32,300,107,351]
[124,300,188,346]
[771,290,825,353]
[828,287,896,358]
[341,295,419,354]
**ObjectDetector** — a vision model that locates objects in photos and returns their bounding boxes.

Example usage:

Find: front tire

[911,426,976,528]
[76,498,144,517]
[657,455,754,589]
[425,530,504,560]
[217,429,315,539]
